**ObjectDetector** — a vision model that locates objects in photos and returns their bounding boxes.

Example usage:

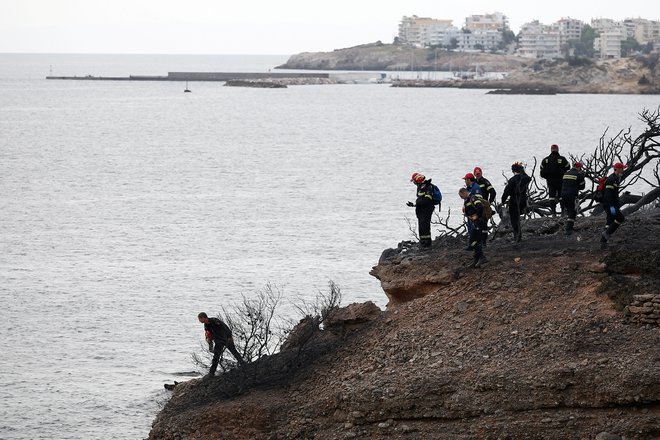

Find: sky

[1,0,658,54]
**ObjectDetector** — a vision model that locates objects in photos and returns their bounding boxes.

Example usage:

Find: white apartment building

[455,30,503,51]
[465,12,508,32]
[591,18,626,58]
[517,20,561,59]
[623,18,660,44]
[398,15,456,47]
[556,17,583,46]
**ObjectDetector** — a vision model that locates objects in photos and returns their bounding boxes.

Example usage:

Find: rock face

[149,211,660,439]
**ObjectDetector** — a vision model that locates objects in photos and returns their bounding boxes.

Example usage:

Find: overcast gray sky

[1,0,658,54]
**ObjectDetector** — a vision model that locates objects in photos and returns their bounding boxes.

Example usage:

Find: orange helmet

[410,172,425,184]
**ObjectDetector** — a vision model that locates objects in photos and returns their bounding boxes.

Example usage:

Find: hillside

[276,42,660,94]
[149,209,660,439]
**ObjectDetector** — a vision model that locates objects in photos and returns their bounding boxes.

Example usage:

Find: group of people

[408,143,628,266]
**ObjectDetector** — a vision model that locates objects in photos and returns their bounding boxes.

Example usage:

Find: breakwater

[46,71,330,81]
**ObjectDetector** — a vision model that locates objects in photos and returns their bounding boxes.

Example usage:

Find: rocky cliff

[149,210,660,440]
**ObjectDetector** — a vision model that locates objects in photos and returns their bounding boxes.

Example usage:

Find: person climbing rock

[198,312,246,378]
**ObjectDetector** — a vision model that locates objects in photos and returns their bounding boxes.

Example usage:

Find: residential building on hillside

[517,20,561,59]
[398,15,456,47]
[465,12,508,31]
[455,30,503,51]
[556,17,583,46]
[594,29,626,58]
[623,17,660,44]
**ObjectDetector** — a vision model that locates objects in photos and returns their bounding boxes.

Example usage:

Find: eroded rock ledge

[150,211,660,440]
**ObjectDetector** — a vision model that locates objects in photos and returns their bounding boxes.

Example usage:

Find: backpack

[431,184,442,205]
[594,176,607,203]
[471,195,494,219]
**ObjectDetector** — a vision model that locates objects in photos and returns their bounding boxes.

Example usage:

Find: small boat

[184,81,191,93]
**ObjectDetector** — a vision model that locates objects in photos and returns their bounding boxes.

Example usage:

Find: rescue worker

[501,162,532,242]
[561,161,586,235]
[600,162,627,249]
[463,173,483,197]
[473,167,496,203]
[406,172,435,248]
[198,312,246,378]
[459,187,488,268]
[540,144,570,216]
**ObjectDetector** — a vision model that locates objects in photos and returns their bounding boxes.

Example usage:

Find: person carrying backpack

[501,162,532,242]
[540,144,570,217]
[407,172,440,249]
[459,187,488,268]
[600,162,627,249]
[561,161,586,235]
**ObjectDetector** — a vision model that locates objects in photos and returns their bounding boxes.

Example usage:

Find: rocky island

[149,208,660,440]
[277,42,660,94]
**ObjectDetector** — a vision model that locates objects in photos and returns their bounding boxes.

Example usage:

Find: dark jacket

[475,176,496,203]
[501,173,532,209]
[603,173,621,208]
[415,180,434,206]
[561,167,586,197]
[540,152,570,180]
[463,195,484,220]
[205,317,233,344]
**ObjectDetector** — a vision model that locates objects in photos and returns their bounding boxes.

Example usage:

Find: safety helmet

[411,172,426,184]
[473,167,482,175]
[613,162,628,169]
[463,173,475,180]
[551,144,559,151]
[574,161,583,169]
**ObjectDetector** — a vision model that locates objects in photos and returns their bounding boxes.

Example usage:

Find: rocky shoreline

[276,42,660,94]
[149,210,660,439]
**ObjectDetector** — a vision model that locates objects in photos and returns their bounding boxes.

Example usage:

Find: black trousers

[469,219,485,261]
[416,203,435,247]
[209,337,245,375]
[508,203,522,240]
[547,179,563,212]
[604,204,625,236]
[563,194,577,231]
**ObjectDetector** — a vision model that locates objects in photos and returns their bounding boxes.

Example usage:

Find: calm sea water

[1,53,658,440]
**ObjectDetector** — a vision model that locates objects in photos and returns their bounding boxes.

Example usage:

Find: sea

[0,53,658,440]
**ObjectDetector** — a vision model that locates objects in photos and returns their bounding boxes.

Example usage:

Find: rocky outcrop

[277,42,660,94]
[150,211,660,440]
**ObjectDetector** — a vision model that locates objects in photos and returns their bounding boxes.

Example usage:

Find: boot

[474,256,488,268]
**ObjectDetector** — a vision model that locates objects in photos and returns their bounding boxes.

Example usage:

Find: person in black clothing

[473,167,496,203]
[407,172,435,248]
[600,162,627,249]
[561,161,586,235]
[540,144,570,216]
[198,312,246,378]
[501,162,532,242]
[459,187,488,267]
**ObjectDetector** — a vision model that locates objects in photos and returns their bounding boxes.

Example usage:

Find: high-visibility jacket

[561,167,586,197]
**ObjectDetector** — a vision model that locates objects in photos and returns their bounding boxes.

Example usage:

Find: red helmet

[574,161,583,169]
[463,173,475,180]
[551,144,559,151]
[411,172,425,184]
[473,167,482,175]
[613,162,628,169]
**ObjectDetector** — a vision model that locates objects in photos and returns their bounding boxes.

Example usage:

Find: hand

[437,202,442,212]
[609,206,616,216]
[406,201,414,207]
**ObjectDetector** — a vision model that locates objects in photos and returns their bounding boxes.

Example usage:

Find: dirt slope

[149,211,660,440]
